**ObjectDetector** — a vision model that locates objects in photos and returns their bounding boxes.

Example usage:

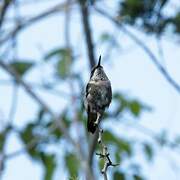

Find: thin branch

[0,60,79,149]
[5,118,59,159]
[0,1,75,45]
[0,80,74,98]
[79,1,96,69]
[121,117,180,154]
[8,83,18,124]
[96,128,119,180]
[95,7,180,94]
[0,60,94,180]
[78,2,98,179]
[0,0,13,28]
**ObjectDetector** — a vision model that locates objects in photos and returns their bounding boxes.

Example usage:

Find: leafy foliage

[1,0,175,180]
[112,92,151,118]
[119,0,180,35]
[103,131,132,156]
[113,171,125,180]
[20,122,57,180]
[99,32,119,48]
[44,47,72,78]
[0,126,11,152]
[41,153,56,180]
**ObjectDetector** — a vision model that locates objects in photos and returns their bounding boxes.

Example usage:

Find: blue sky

[1,0,180,179]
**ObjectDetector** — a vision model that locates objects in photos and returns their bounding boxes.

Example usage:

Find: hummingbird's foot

[98,128,103,144]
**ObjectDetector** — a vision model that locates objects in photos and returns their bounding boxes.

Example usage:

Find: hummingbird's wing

[87,106,97,133]
[106,84,112,107]
[85,82,98,133]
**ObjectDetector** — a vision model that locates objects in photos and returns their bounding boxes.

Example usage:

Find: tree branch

[96,128,119,180]
[8,83,18,124]
[95,7,180,94]
[0,0,13,28]
[0,1,75,45]
[79,1,96,69]
[0,60,94,180]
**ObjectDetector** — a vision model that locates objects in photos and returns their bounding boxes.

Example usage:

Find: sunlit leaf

[98,158,105,171]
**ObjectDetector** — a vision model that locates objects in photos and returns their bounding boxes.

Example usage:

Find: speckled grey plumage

[84,57,112,133]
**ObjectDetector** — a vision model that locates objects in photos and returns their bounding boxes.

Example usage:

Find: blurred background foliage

[0,0,180,180]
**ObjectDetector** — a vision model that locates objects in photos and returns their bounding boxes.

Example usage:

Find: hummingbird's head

[90,55,109,81]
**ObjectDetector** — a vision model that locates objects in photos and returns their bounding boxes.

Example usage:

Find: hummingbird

[84,55,112,134]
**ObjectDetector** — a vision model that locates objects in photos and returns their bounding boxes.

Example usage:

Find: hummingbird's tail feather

[87,112,97,134]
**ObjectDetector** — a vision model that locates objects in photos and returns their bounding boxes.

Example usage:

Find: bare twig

[95,7,180,94]
[8,83,18,124]
[78,1,98,179]
[96,127,119,180]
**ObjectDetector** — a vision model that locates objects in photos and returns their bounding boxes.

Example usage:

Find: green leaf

[113,92,151,117]
[56,48,71,78]
[113,93,128,116]
[0,132,5,152]
[10,61,33,76]
[103,131,132,156]
[133,174,145,180]
[100,33,113,43]
[156,130,168,146]
[143,143,154,161]
[115,150,122,163]
[99,32,119,48]
[44,47,72,78]
[98,158,105,171]
[0,126,11,152]
[129,100,141,117]
[41,153,56,180]
[20,123,40,159]
[69,175,78,180]
[37,108,46,122]
[171,12,180,33]
[65,153,79,177]
[44,48,64,61]
[46,111,70,141]
[113,171,125,180]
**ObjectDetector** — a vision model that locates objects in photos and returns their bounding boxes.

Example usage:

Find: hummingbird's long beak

[97,55,101,67]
